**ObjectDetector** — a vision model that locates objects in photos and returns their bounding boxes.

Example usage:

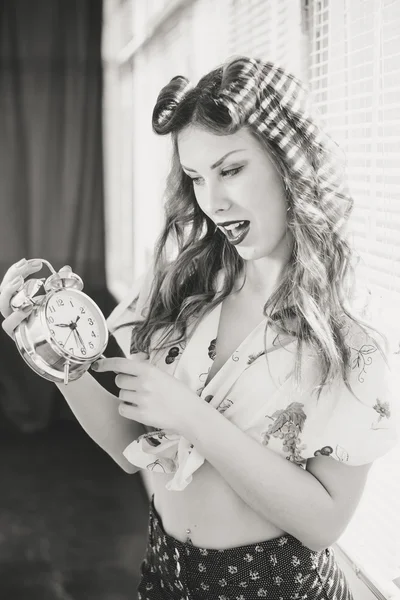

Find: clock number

[91,331,97,338]
[58,341,64,347]
[69,348,74,354]
[56,298,64,307]
[88,318,94,326]
[48,305,56,314]
[81,348,86,356]
[48,316,55,324]
[70,300,74,307]
[89,342,94,349]
[50,329,55,336]
[80,307,86,314]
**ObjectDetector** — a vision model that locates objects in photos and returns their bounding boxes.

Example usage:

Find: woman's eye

[190,166,243,186]
[221,166,243,178]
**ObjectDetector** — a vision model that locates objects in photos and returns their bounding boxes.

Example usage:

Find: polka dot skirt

[137,496,354,600]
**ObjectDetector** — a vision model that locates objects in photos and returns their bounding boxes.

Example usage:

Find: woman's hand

[0,258,43,338]
[91,353,201,434]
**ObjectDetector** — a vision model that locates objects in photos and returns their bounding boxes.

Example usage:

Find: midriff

[150,459,286,549]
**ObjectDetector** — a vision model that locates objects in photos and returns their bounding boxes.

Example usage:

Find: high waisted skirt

[137,495,354,600]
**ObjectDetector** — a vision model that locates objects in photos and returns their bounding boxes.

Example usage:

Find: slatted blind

[228,0,307,80]
[307,1,400,596]
[307,0,400,331]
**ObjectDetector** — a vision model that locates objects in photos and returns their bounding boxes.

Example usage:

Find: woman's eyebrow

[182,149,246,173]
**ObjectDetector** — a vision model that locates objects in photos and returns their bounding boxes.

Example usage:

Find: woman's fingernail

[29,259,42,266]
[91,361,99,370]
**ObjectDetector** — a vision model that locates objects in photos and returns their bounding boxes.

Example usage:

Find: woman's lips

[218,220,251,246]
[229,222,251,245]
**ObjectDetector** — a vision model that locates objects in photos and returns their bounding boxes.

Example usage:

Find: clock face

[44,290,106,359]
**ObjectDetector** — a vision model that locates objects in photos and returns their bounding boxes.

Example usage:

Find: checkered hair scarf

[155,57,351,236]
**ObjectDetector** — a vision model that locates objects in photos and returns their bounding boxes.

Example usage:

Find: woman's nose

[204,183,231,215]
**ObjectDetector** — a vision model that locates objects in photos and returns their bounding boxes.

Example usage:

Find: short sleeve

[106,263,154,357]
[310,321,398,466]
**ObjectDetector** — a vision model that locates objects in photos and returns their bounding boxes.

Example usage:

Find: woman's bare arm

[56,372,145,473]
[184,399,371,551]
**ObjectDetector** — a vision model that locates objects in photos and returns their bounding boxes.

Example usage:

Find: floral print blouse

[107,268,398,492]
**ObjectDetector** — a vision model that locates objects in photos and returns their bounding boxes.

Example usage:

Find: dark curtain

[0,0,119,431]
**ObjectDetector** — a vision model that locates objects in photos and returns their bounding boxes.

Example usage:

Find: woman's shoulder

[305,309,398,465]
[338,307,391,389]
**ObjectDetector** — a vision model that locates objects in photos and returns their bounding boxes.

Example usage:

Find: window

[306,0,400,596]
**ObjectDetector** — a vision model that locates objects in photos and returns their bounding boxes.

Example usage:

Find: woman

[1,57,397,599]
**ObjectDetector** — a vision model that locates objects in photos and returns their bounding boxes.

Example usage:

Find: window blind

[307,0,400,326]
[227,0,307,80]
[306,1,400,597]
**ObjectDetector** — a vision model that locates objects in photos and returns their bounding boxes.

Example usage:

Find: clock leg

[64,361,70,385]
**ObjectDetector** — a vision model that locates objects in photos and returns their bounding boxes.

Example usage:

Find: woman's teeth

[219,220,251,245]
[224,221,245,234]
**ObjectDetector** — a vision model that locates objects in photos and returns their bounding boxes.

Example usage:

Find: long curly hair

[115,56,388,400]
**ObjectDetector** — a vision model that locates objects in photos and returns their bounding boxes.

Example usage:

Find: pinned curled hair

[122,55,388,400]
[152,76,193,135]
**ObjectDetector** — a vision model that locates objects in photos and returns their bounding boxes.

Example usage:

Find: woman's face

[177,125,293,262]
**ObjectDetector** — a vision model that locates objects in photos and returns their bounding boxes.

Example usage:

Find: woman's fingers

[0,258,27,290]
[118,401,140,418]
[130,351,150,360]
[115,373,142,391]
[1,309,32,339]
[0,258,43,319]
[92,354,149,374]
[118,389,138,404]
[0,275,25,316]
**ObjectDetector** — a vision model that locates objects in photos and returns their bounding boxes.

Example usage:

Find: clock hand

[64,329,74,348]
[72,329,86,354]
[54,323,71,328]
[75,328,86,350]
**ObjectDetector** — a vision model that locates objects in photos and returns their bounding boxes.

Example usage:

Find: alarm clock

[10,260,109,385]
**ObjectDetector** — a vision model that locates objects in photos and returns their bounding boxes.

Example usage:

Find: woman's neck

[235,259,287,298]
